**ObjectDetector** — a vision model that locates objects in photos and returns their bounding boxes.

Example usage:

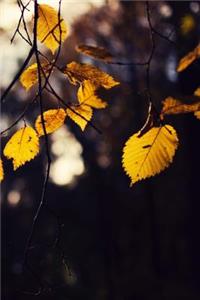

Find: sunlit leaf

[64,61,119,89]
[194,87,200,97]
[0,159,4,182]
[75,44,113,62]
[20,62,51,90]
[66,105,93,131]
[122,125,179,185]
[161,97,200,119]
[37,4,67,54]
[180,14,195,35]
[35,108,66,137]
[78,80,107,109]
[3,126,39,170]
[194,111,200,120]
[177,44,200,72]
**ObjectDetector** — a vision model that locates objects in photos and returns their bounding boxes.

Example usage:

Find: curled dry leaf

[3,126,39,170]
[75,44,113,62]
[122,125,179,185]
[35,108,66,136]
[161,97,200,119]
[37,4,67,54]
[177,43,200,72]
[64,61,119,89]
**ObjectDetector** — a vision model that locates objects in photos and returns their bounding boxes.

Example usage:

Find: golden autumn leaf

[66,105,93,131]
[161,97,200,119]
[75,44,113,62]
[194,87,200,97]
[20,62,51,90]
[177,44,200,72]
[3,126,39,170]
[194,111,200,120]
[35,108,66,136]
[37,4,67,54]
[180,15,195,35]
[122,125,179,185]
[0,159,4,182]
[64,61,119,89]
[78,80,107,109]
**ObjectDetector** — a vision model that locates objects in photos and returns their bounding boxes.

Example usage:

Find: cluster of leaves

[122,43,200,186]
[0,3,119,182]
[1,2,199,189]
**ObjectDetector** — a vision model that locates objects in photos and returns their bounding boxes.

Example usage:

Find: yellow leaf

[194,87,200,97]
[0,159,4,182]
[177,44,200,72]
[122,125,179,185]
[3,126,39,170]
[194,111,200,120]
[20,62,51,90]
[64,61,119,89]
[66,105,93,131]
[37,4,67,54]
[180,15,195,35]
[161,97,200,119]
[35,108,66,136]
[75,44,113,62]
[78,80,107,109]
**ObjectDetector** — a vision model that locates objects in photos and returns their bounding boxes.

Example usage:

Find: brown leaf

[64,61,119,89]
[177,44,200,72]
[75,44,113,62]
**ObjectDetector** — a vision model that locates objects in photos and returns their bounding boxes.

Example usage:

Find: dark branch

[1,46,34,103]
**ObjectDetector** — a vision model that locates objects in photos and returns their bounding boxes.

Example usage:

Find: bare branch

[22,1,67,292]
[11,0,32,44]
[1,46,34,103]
[0,96,37,136]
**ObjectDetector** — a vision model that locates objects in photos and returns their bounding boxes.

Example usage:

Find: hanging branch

[19,1,73,295]
[142,3,166,294]
[145,0,156,119]
[137,1,160,137]
[23,0,58,282]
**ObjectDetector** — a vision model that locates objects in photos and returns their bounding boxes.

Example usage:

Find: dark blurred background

[1,1,200,299]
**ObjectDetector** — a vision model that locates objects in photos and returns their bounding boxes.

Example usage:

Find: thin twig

[142,1,161,129]
[11,0,32,44]
[17,29,32,46]
[0,96,37,136]
[23,0,51,270]
[144,4,165,296]
[22,2,68,293]
[45,84,102,134]
[151,26,176,44]
[107,60,148,66]
[1,47,34,103]
[20,0,32,45]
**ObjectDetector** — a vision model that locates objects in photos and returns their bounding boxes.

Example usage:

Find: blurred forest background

[1,1,200,299]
